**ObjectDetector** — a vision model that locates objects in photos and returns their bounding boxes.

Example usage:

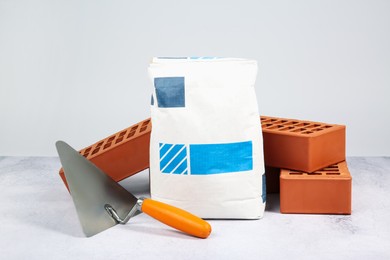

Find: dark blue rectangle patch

[189,141,253,175]
[154,77,185,108]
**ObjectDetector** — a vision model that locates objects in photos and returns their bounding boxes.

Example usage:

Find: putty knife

[56,141,211,238]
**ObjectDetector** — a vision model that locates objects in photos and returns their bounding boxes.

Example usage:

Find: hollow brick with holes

[59,115,346,191]
[261,116,346,173]
[280,161,352,214]
[59,118,151,190]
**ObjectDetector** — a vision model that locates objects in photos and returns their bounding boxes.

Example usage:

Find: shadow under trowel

[16,185,85,237]
[120,221,199,240]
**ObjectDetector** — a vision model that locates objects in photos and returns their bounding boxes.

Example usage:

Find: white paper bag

[148,57,265,219]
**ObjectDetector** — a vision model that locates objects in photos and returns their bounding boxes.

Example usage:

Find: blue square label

[154,77,185,108]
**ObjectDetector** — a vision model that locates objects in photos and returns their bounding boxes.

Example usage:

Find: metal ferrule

[105,197,145,224]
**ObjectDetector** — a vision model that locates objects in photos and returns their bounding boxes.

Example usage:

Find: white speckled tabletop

[0,157,389,259]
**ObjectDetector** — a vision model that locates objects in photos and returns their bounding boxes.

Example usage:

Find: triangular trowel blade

[56,141,138,237]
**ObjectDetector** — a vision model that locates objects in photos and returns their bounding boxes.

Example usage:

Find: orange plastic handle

[141,198,212,239]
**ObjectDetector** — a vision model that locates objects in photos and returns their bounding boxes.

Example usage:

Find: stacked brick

[59,116,351,214]
[279,162,351,214]
[261,116,351,214]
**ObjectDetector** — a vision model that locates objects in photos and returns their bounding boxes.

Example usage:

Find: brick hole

[140,126,147,132]
[280,120,288,123]
[119,130,127,137]
[141,120,150,127]
[289,172,303,175]
[284,121,299,126]
[108,136,115,142]
[96,141,104,148]
[323,166,337,169]
[280,126,295,131]
[312,128,323,132]
[260,117,268,121]
[91,148,100,155]
[83,153,89,158]
[302,131,313,134]
[322,125,332,129]
[131,125,139,131]
[323,170,340,173]
[270,119,278,122]
[264,123,273,127]
[85,147,92,153]
[308,172,322,175]
[103,143,112,150]
[127,131,136,138]
[267,125,284,130]
[115,137,124,144]
[326,172,341,175]
[291,128,306,133]
[322,165,339,171]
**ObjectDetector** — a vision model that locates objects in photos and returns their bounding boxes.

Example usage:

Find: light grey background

[1,0,389,156]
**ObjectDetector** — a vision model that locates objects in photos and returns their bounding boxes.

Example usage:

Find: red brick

[59,118,151,190]
[280,161,352,214]
[261,116,345,173]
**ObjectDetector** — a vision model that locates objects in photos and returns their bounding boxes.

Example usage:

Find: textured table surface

[0,157,389,259]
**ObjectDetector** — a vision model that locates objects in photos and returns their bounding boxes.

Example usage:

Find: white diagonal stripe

[159,143,166,151]
[161,145,186,173]
[170,151,187,174]
[159,144,175,162]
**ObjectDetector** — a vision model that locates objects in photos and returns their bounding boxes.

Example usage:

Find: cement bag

[148,57,265,219]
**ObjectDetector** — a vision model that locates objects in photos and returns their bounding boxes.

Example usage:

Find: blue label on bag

[154,77,185,108]
[159,143,188,174]
[159,141,253,175]
[189,141,253,175]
